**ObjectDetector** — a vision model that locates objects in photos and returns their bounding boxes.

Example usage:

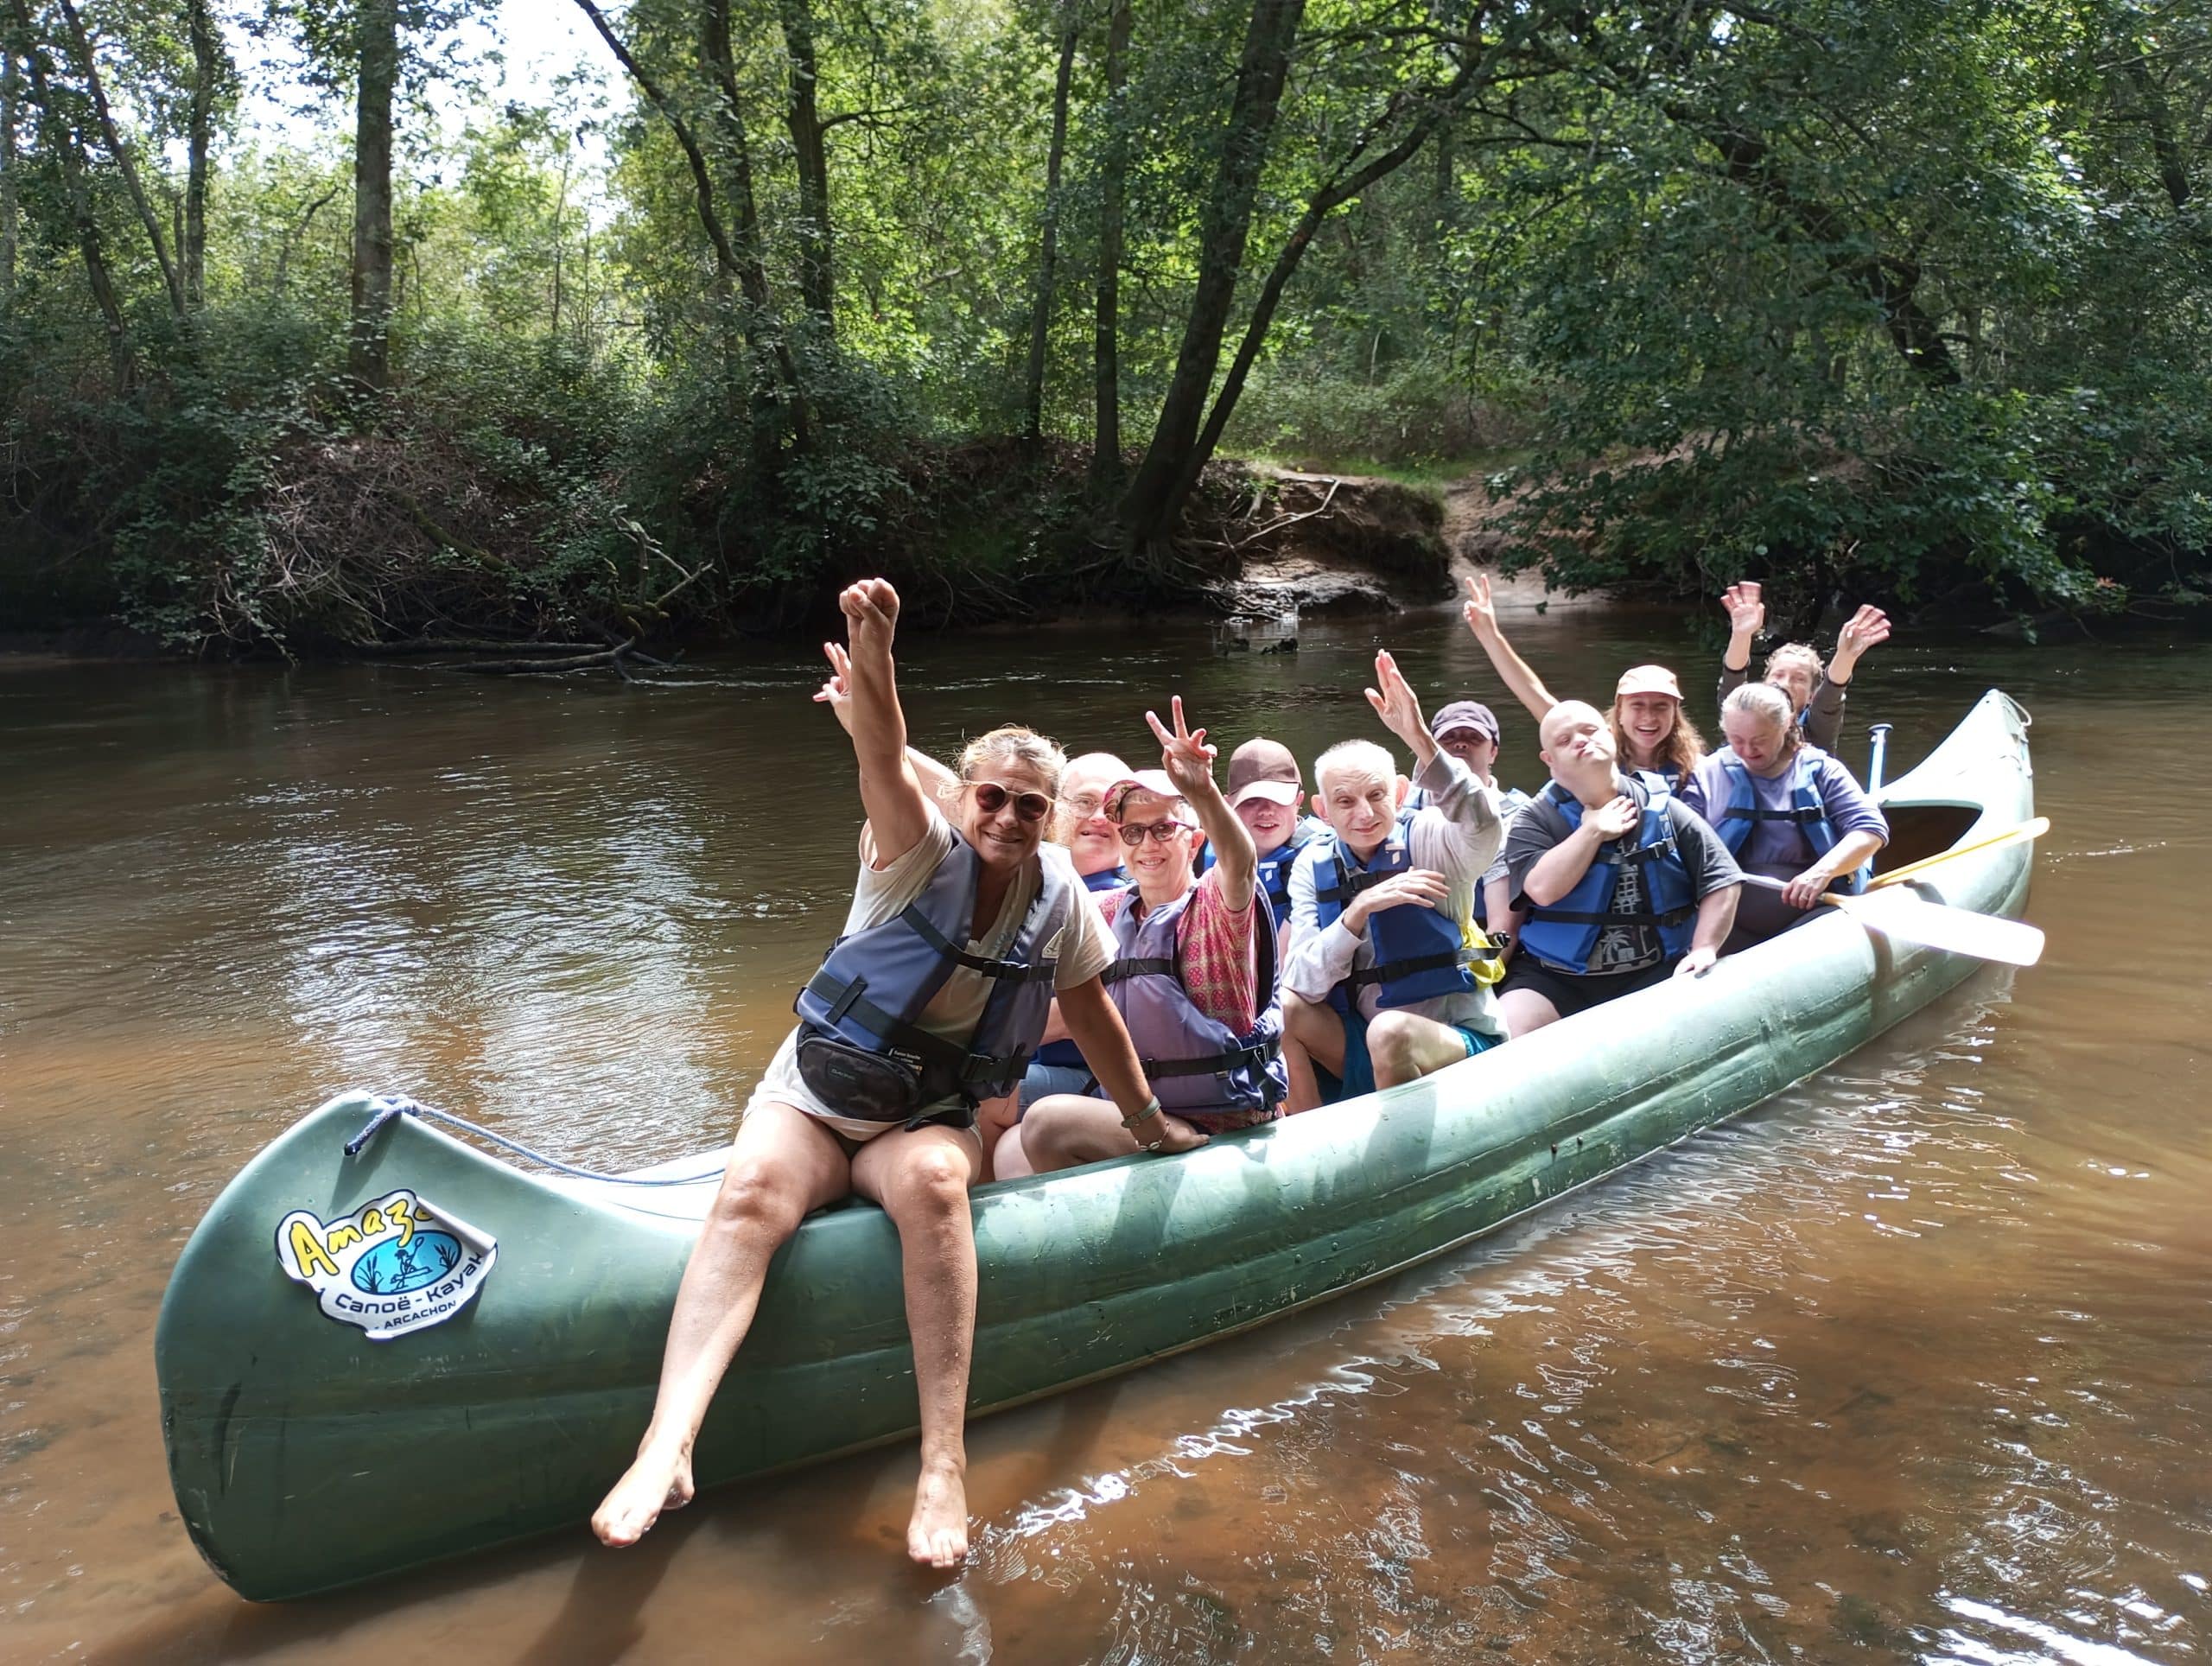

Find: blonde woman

[596,579,1175,1570]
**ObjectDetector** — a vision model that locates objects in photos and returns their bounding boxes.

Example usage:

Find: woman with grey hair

[1680,681,1889,951]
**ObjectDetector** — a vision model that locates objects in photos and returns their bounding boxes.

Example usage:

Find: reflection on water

[1,611,2208,1663]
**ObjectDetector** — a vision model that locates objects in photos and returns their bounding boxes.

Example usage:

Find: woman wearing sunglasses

[1004,696,1284,1178]
[594,578,1177,1571]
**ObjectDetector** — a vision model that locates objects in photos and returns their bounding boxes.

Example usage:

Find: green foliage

[1462,0,2212,620]
[0,0,2205,646]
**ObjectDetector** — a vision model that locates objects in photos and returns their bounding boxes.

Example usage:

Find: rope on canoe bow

[343,1094,728,1186]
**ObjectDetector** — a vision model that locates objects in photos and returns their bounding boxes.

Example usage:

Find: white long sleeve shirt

[1282,750,1508,1038]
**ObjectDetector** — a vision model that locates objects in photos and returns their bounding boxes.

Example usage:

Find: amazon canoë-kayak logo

[274,1189,498,1342]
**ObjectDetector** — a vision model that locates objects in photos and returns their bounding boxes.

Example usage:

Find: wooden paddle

[1740,874,2046,965]
[1864,816,2051,892]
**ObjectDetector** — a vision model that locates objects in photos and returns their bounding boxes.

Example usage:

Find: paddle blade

[1829,887,2046,966]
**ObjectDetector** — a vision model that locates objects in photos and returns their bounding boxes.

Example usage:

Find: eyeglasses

[1117,819,1195,847]
[1061,791,1106,817]
[966,781,1054,823]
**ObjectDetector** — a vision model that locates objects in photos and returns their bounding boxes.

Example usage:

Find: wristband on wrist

[1120,1097,1162,1129]
[1122,1097,1166,1151]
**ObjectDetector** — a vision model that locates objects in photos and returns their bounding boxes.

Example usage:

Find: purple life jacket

[1099,883,1285,1116]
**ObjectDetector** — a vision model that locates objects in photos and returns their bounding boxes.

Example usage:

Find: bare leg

[592,1099,853,1548]
[973,1091,1018,1182]
[1364,1009,1484,1089]
[1498,987,1563,1039]
[1017,1092,1142,1174]
[851,1123,984,1568]
[993,1120,1036,1180]
[1281,993,1346,1114]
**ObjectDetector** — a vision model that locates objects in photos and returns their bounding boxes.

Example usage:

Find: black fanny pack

[795,1029,927,1123]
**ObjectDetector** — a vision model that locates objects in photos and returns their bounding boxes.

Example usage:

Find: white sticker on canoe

[274,1190,498,1342]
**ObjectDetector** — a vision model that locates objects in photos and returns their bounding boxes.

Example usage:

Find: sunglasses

[965,780,1054,823]
[1117,819,1196,847]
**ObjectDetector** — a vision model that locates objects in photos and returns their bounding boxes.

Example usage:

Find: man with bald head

[1493,701,1742,1038]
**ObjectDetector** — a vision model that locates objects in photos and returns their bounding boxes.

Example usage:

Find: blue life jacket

[1030,863,1129,1069]
[1099,885,1285,1116]
[1199,817,1326,928]
[1707,747,1862,894]
[794,833,1071,1104]
[1516,776,1698,974]
[1308,810,1498,1009]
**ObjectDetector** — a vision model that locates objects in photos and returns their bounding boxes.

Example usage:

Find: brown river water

[2,601,2206,1663]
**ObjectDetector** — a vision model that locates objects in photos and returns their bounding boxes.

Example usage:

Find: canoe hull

[157,690,2035,1600]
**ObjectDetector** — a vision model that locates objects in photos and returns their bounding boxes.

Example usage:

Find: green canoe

[156,690,2036,1602]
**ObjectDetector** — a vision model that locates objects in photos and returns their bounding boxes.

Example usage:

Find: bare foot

[906,1459,969,1568]
[591,1440,695,1548]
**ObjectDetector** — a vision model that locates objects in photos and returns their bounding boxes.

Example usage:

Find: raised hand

[1364,650,1431,756]
[838,578,900,658]
[1144,695,1218,800]
[1721,581,1764,639]
[1588,795,1640,840]
[1829,605,1891,681]
[812,640,855,733]
[1461,572,1500,639]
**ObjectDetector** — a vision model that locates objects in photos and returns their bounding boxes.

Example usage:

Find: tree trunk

[570,0,741,273]
[1090,0,1132,493]
[184,0,222,310]
[779,0,835,337]
[9,19,130,383]
[2120,57,2192,211]
[701,0,810,457]
[1020,0,1079,450]
[349,0,397,388]
[55,0,183,316]
[1179,115,1459,511]
[0,47,17,314]
[1116,0,1306,552]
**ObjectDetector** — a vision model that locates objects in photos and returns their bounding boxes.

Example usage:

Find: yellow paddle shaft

[1865,816,2050,892]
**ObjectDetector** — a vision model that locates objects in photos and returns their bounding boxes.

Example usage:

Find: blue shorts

[1332,1009,1501,1102]
[1017,1060,1096,1116]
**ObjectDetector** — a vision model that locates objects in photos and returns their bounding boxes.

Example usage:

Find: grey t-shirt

[1503,774,1742,975]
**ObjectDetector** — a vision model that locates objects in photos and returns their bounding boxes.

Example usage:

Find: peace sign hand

[811,641,855,734]
[1461,572,1499,640]
[1144,695,1218,799]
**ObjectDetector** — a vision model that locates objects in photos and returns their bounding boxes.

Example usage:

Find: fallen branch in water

[353,637,608,657]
